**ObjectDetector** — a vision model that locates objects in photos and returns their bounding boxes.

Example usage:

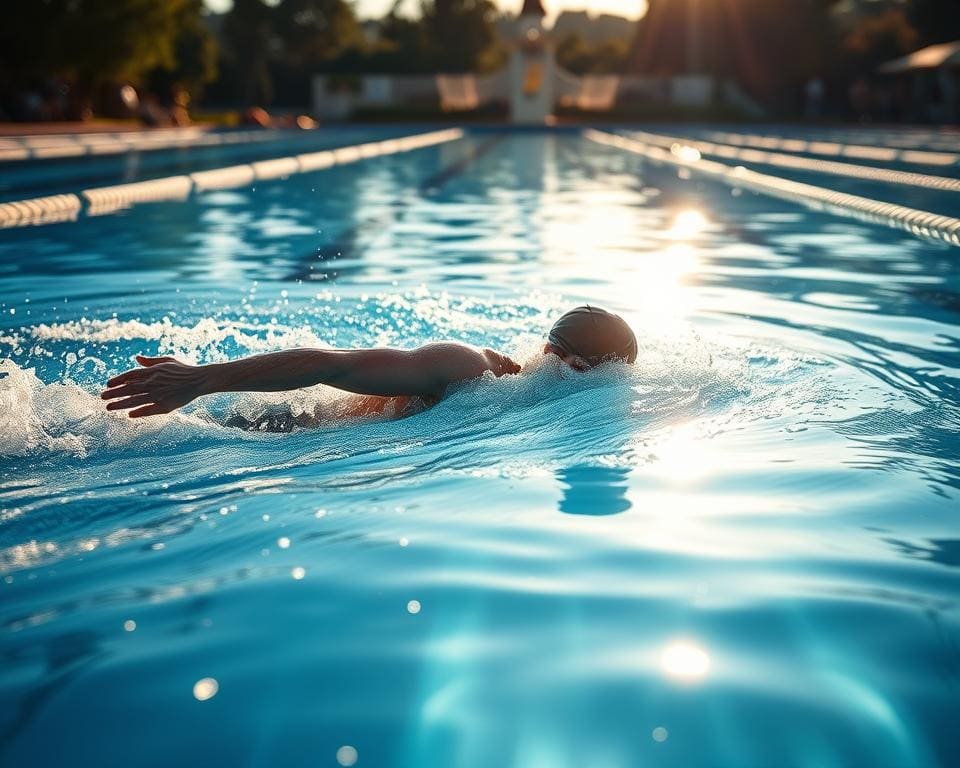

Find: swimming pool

[1,126,959,767]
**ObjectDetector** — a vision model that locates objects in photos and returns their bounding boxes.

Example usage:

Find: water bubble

[123,620,137,632]
[262,514,270,522]
[652,726,668,742]
[193,677,219,701]
[277,537,290,549]
[407,600,421,615]
[336,746,358,766]
[291,566,306,580]
[399,537,409,547]
[314,509,327,519]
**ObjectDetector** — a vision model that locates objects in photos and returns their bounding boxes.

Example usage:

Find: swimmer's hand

[101,356,207,417]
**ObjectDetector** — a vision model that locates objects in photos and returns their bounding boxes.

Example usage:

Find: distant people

[804,77,824,121]
[242,106,272,128]
[849,77,871,122]
[170,86,191,127]
[139,94,171,127]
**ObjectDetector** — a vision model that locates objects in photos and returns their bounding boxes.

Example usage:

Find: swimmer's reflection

[557,465,631,516]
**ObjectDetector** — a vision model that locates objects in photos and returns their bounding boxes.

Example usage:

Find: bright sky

[204,0,648,23]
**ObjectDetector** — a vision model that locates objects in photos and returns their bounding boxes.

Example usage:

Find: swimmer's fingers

[128,403,172,418]
[105,356,177,387]
[101,382,148,400]
[106,368,149,388]
[105,394,154,411]
[135,355,177,367]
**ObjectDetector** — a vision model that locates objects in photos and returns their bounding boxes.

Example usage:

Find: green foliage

[274,0,364,66]
[843,7,919,73]
[315,0,503,77]
[557,34,630,75]
[630,0,840,109]
[420,0,500,73]
[150,0,219,99]
[908,0,960,47]
[0,0,210,88]
[222,0,275,104]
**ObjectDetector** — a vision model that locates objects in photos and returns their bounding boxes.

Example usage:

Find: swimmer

[100,305,637,431]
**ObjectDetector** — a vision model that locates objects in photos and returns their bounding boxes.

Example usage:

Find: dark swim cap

[548,305,638,366]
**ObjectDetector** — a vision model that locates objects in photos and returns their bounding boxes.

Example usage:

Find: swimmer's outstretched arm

[101,344,519,418]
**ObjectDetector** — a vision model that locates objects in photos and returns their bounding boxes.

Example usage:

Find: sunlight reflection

[667,209,709,240]
[650,423,717,483]
[670,143,703,163]
[625,243,699,320]
[660,639,711,681]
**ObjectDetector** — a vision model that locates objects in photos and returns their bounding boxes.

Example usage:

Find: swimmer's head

[544,305,638,371]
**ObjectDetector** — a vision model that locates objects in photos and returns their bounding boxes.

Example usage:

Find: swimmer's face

[543,342,591,372]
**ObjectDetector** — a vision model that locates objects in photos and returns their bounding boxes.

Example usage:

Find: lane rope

[583,129,960,248]
[0,128,464,228]
[622,129,960,193]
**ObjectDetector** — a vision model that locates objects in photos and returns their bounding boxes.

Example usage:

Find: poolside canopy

[879,41,960,74]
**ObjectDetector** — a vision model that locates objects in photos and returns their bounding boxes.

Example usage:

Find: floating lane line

[0,193,82,228]
[0,127,294,163]
[583,129,960,248]
[0,128,464,227]
[704,130,960,168]
[83,176,193,217]
[623,129,960,193]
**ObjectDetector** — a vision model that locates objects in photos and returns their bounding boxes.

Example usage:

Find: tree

[557,34,630,75]
[420,0,500,73]
[148,0,219,101]
[0,0,214,114]
[0,0,211,98]
[843,7,919,74]
[908,0,960,47]
[274,0,363,67]
[628,0,841,112]
[222,0,276,106]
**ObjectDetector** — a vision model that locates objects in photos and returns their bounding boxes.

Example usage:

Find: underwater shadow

[556,464,632,516]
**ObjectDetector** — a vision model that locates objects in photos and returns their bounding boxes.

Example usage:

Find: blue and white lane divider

[702,130,960,168]
[584,129,960,248]
[621,129,960,193]
[0,128,463,228]
[0,127,300,163]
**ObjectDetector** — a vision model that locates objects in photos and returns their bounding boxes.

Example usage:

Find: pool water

[1,128,959,767]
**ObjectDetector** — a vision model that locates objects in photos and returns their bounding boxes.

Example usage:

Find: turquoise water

[1,129,959,767]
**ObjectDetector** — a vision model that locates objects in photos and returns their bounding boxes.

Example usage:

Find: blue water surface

[1,128,959,767]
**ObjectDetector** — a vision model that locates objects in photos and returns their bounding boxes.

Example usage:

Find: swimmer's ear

[136,355,177,367]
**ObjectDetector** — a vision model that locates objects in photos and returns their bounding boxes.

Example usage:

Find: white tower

[509,0,554,124]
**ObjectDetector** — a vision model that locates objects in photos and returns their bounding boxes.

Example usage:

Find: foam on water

[0,304,828,473]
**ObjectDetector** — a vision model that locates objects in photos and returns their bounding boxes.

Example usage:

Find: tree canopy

[0,0,216,92]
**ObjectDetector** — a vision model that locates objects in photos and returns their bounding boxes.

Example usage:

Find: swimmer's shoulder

[482,347,521,377]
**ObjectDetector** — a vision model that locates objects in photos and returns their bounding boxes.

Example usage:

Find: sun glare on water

[660,640,711,681]
[667,208,710,240]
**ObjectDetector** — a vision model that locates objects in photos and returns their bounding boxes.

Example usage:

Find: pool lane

[0,125,459,203]
[594,130,960,247]
[0,128,464,229]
